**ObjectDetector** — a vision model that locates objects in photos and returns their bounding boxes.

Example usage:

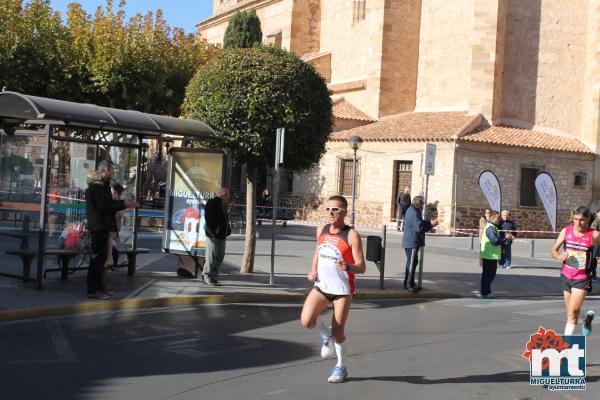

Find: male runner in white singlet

[300,195,366,383]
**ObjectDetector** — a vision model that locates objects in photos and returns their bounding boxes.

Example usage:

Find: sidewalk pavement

[0,223,576,320]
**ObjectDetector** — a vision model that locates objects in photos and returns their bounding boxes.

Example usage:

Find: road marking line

[115,331,190,344]
[468,300,559,308]
[0,358,62,365]
[47,320,77,363]
[124,279,156,300]
[264,389,287,396]
[513,308,565,316]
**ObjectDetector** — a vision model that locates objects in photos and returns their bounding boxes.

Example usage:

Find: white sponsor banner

[535,172,557,232]
[478,170,502,212]
[424,143,436,175]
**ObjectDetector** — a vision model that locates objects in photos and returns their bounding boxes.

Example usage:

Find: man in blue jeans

[202,188,231,286]
[402,196,438,291]
[499,209,517,269]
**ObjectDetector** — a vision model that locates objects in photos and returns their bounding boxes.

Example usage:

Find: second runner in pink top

[562,225,594,281]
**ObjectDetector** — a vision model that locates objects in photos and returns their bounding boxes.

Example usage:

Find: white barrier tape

[452,228,478,233]
[451,227,560,235]
[498,229,559,234]
[230,202,304,212]
[270,218,388,229]
[48,194,85,202]
[450,229,475,236]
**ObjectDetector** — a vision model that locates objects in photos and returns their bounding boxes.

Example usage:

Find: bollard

[380,224,386,290]
[366,233,385,290]
[469,234,474,251]
[530,239,535,258]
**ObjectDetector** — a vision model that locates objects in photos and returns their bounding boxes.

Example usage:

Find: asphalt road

[2,296,599,400]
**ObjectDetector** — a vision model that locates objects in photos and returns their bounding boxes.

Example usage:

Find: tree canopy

[184,45,332,273]
[183,45,333,172]
[223,9,262,49]
[0,0,73,99]
[0,153,34,177]
[0,0,217,115]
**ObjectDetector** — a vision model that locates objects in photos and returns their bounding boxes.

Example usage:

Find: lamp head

[348,135,363,150]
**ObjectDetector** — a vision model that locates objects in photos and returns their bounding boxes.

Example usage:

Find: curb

[0,290,461,321]
[356,290,462,300]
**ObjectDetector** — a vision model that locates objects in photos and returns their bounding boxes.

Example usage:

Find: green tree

[75,0,217,115]
[0,0,75,98]
[0,0,216,115]
[223,9,262,49]
[0,153,34,177]
[184,45,332,273]
[63,2,96,102]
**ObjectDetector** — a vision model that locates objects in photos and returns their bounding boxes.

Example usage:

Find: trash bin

[366,235,382,262]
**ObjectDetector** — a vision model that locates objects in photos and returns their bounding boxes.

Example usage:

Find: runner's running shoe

[321,335,335,358]
[327,366,348,383]
[582,310,595,336]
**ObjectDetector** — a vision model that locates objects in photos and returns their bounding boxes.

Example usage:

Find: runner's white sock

[334,340,346,367]
[564,323,576,335]
[317,318,331,340]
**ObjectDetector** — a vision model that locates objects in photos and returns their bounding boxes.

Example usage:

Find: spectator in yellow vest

[479,212,512,299]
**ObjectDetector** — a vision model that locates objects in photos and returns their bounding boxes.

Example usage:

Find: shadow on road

[347,370,600,384]
[1,298,441,400]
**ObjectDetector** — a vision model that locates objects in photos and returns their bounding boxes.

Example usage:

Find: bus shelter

[0,91,219,289]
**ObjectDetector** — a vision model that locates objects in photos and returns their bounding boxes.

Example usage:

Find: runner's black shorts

[314,286,350,302]
[560,274,592,294]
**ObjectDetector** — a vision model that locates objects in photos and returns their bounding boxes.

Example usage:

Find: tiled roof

[328,80,367,94]
[330,111,478,142]
[332,98,375,122]
[460,126,592,153]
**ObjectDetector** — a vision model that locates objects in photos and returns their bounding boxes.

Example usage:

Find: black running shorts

[561,274,592,294]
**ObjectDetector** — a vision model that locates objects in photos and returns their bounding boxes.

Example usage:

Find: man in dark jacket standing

[397,186,411,231]
[86,160,136,299]
[402,196,438,291]
[203,188,231,286]
[499,209,517,269]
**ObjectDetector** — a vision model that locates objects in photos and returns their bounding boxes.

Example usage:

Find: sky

[49,0,214,34]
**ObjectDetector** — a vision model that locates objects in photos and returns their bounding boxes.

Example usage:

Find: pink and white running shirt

[562,225,595,281]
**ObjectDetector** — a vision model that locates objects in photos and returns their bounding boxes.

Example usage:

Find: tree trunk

[240,160,256,273]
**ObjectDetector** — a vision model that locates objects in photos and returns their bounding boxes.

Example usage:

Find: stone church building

[198,0,600,234]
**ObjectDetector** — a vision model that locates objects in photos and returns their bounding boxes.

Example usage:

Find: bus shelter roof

[0,91,219,139]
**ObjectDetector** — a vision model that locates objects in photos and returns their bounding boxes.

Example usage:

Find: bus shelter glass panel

[43,130,139,278]
[95,140,138,250]
[0,131,44,278]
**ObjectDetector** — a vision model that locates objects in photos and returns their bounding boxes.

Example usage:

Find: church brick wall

[501,0,588,136]
[416,0,473,111]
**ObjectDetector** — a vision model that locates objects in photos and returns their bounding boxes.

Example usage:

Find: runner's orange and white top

[315,224,356,295]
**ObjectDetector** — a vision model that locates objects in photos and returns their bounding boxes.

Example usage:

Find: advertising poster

[534,172,557,232]
[162,148,226,257]
[478,170,502,213]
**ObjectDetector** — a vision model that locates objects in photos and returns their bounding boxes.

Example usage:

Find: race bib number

[566,250,587,270]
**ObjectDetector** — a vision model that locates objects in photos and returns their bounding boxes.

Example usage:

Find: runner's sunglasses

[326,207,346,213]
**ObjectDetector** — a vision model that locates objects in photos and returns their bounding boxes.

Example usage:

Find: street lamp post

[347,135,363,227]
[14,165,20,192]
